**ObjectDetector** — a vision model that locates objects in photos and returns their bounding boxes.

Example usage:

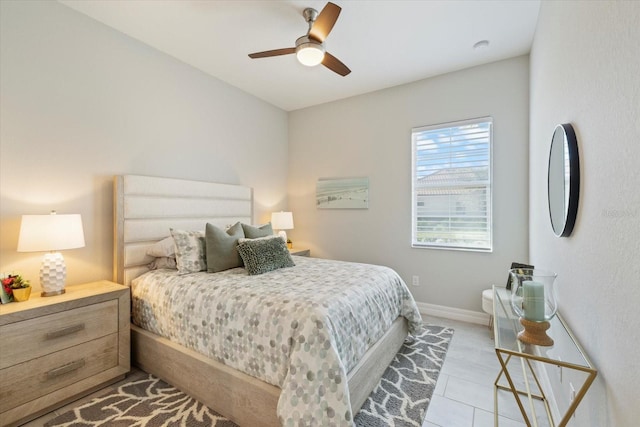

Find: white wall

[530,2,640,425]
[0,1,288,291]
[289,56,530,312]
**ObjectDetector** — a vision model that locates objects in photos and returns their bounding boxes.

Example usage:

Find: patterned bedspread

[131,256,422,426]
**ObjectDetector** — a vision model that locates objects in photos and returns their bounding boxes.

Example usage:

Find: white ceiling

[58,0,540,112]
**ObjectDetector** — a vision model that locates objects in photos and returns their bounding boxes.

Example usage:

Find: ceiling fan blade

[248,47,296,59]
[322,52,351,76]
[309,2,341,42]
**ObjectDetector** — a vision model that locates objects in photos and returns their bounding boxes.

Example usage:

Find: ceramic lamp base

[518,317,554,346]
[40,252,67,297]
[41,289,66,297]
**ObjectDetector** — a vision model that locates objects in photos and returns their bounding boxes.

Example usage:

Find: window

[411,117,492,251]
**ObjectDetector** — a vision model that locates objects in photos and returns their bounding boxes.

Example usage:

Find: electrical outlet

[557,356,563,383]
[412,275,420,286]
[569,382,576,404]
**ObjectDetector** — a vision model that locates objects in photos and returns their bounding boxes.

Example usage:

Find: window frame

[411,117,493,252]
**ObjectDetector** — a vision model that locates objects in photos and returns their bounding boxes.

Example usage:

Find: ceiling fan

[248,2,351,76]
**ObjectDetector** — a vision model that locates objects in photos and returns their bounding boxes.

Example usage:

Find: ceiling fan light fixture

[248,3,349,76]
[296,42,325,67]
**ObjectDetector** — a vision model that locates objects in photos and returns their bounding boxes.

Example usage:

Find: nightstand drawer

[0,300,118,368]
[0,334,118,413]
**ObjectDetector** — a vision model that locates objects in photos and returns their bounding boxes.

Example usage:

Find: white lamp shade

[18,213,85,252]
[271,212,294,230]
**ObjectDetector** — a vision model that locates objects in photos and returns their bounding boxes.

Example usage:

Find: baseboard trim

[416,302,490,325]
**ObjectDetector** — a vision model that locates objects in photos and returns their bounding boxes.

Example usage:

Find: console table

[492,286,596,426]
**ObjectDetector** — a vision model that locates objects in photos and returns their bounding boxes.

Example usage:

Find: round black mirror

[548,123,580,237]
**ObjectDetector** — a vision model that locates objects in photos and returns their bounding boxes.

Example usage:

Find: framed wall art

[316,177,369,209]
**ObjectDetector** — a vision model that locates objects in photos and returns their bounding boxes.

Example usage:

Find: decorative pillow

[170,229,206,275]
[205,222,245,272]
[147,257,177,270]
[237,235,295,275]
[241,222,273,239]
[146,236,175,258]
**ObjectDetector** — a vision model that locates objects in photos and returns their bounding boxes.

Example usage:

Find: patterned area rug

[354,325,453,427]
[45,325,452,427]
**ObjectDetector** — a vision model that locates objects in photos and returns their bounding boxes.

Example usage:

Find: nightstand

[289,248,310,257]
[0,280,130,427]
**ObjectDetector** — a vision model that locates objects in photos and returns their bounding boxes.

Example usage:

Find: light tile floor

[24,316,535,427]
[423,315,541,427]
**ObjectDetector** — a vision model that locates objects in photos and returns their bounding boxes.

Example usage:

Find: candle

[522,280,545,321]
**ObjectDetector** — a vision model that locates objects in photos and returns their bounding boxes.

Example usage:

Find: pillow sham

[205,222,245,272]
[146,236,175,258]
[237,235,295,275]
[241,222,273,239]
[170,229,206,275]
[147,257,177,270]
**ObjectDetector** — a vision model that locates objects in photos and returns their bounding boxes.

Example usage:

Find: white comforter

[131,256,422,426]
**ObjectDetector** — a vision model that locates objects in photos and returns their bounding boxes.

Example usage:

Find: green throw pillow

[205,222,245,272]
[237,236,295,275]
[241,222,273,238]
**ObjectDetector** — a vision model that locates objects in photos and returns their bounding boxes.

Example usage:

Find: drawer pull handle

[46,359,86,379]
[46,323,85,339]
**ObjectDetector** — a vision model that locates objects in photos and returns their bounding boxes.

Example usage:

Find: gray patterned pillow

[241,222,274,238]
[170,229,206,274]
[205,222,245,272]
[237,235,295,275]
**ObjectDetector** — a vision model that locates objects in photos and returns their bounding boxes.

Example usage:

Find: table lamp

[17,211,85,296]
[271,211,294,243]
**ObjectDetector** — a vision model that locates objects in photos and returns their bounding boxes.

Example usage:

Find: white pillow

[146,236,176,258]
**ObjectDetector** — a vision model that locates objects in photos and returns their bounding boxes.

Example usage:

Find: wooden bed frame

[113,174,408,426]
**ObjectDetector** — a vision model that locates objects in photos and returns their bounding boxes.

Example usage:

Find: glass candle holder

[510,268,558,321]
[510,268,558,346]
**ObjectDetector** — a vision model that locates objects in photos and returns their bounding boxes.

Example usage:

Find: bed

[114,174,422,426]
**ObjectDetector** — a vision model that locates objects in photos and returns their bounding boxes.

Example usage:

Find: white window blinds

[411,117,492,251]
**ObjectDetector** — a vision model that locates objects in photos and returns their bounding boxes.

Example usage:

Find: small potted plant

[2,274,31,302]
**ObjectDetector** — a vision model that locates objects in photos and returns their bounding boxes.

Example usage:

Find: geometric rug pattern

[45,325,453,427]
[355,325,453,427]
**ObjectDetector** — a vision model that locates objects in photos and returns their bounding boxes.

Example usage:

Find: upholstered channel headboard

[113,175,253,286]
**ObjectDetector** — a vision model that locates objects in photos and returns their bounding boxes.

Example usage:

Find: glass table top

[493,286,593,369]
